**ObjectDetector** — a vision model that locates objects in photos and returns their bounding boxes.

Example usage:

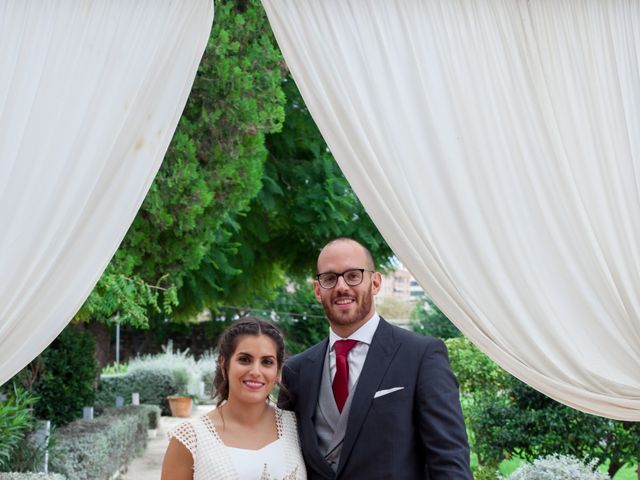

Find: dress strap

[200,414,224,444]
[275,406,285,439]
[278,409,305,479]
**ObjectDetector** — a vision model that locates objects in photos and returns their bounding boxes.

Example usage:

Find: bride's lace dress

[169,408,306,480]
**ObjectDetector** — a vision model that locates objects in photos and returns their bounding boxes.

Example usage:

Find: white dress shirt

[329,313,380,392]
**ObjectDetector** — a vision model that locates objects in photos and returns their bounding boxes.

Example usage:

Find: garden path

[120,403,212,480]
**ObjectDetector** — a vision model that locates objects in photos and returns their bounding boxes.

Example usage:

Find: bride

[161,317,307,479]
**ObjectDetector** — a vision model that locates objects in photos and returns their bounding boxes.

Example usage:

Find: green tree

[175,75,394,318]
[263,282,327,355]
[77,0,287,328]
[72,0,394,348]
[253,76,393,279]
[377,296,413,320]
[445,337,509,400]
[80,2,393,328]
[411,297,461,339]
[14,326,97,427]
[445,337,640,476]
[470,376,640,477]
[444,336,509,471]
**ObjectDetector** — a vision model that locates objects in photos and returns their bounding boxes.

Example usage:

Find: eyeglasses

[316,268,374,289]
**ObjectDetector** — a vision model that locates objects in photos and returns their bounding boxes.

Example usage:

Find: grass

[608,464,638,480]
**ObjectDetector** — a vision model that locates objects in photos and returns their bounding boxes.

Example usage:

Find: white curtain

[0,1,213,386]
[262,0,640,420]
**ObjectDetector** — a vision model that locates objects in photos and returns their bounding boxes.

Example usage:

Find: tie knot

[334,339,358,357]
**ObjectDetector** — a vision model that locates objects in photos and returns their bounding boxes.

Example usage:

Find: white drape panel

[0,1,213,386]
[263,0,640,420]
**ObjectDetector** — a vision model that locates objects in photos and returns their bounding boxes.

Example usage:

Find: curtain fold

[263,0,640,420]
[0,0,213,386]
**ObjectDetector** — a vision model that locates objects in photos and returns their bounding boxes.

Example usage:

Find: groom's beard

[320,283,373,329]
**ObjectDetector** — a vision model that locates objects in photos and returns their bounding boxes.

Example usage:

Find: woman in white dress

[161,317,306,480]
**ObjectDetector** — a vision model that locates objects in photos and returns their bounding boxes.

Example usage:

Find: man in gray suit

[279,237,473,479]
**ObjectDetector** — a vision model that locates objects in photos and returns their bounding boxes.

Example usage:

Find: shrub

[468,395,514,466]
[96,370,176,415]
[96,344,202,414]
[100,363,128,375]
[145,405,160,429]
[411,298,461,339]
[2,420,53,474]
[260,282,326,355]
[470,376,640,477]
[13,326,97,427]
[50,407,151,480]
[197,350,217,398]
[0,474,66,480]
[171,367,191,396]
[102,404,160,432]
[504,454,610,480]
[474,464,500,480]
[443,336,510,468]
[0,387,38,472]
[127,343,201,397]
[445,337,509,398]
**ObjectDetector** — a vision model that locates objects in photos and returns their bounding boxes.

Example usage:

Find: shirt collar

[329,312,380,349]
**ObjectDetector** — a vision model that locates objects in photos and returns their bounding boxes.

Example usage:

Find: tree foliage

[77,0,287,328]
[174,74,394,318]
[444,336,640,477]
[376,296,412,320]
[444,336,510,471]
[254,281,327,356]
[13,326,97,427]
[445,337,509,399]
[77,0,393,328]
[470,376,640,477]
[411,297,461,339]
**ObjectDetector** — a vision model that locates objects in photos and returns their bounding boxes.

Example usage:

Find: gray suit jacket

[279,318,473,479]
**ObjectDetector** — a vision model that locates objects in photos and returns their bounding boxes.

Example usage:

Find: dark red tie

[332,339,358,413]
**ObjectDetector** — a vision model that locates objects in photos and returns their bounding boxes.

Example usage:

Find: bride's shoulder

[275,406,298,428]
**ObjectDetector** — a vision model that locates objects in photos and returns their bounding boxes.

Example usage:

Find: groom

[279,237,473,479]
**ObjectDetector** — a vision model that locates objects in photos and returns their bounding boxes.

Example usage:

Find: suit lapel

[299,338,327,419]
[337,319,400,476]
[298,339,336,478]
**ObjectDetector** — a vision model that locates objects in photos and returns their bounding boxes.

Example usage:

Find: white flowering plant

[502,454,610,480]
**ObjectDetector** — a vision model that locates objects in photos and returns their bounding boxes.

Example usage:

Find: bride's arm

[161,437,194,480]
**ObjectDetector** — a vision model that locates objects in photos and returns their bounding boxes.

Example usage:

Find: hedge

[0,474,66,480]
[102,404,160,432]
[49,405,155,480]
[96,369,176,415]
[31,326,97,427]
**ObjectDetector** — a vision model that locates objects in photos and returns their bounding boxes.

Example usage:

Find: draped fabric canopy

[262,0,640,420]
[0,1,213,386]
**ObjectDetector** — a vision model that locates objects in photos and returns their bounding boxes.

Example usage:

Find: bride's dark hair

[212,316,286,405]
